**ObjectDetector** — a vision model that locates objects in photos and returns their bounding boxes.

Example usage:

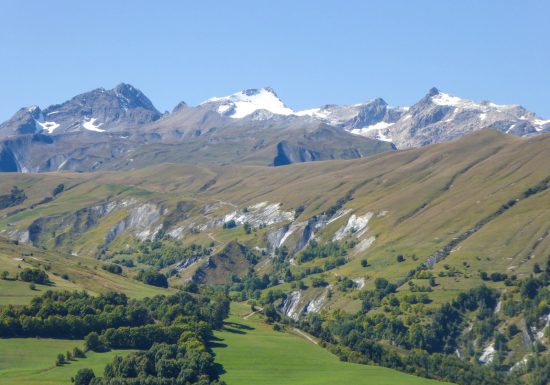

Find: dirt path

[243,307,263,320]
[293,328,318,345]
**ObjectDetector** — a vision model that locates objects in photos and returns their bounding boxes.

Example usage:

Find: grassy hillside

[0,237,170,305]
[0,338,134,385]
[213,303,450,385]
[0,131,549,309]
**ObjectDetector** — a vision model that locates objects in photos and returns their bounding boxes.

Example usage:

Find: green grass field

[0,338,133,385]
[212,303,450,385]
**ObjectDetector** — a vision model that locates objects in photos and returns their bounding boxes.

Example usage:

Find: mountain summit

[200,87,294,119]
[0,83,161,137]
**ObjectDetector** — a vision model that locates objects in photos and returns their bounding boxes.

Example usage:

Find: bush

[55,353,65,366]
[102,263,123,275]
[137,270,168,288]
[74,368,95,385]
[223,220,237,229]
[85,332,107,352]
[396,255,405,263]
[73,347,86,358]
[19,268,49,284]
[52,183,65,196]
[361,259,369,267]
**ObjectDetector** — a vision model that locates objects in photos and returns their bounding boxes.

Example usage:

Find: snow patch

[203,88,293,118]
[431,92,464,107]
[36,120,60,134]
[349,121,394,142]
[82,117,105,132]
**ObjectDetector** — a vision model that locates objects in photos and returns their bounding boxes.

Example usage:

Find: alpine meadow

[1,1,550,385]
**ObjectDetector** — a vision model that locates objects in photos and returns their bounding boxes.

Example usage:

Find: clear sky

[0,0,548,121]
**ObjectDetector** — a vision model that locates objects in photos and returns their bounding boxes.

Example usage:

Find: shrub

[137,270,168,288]
[19,268,49,284]
[74,368,95,385]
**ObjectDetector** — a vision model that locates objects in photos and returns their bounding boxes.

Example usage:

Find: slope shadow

[225,321,254,331]
[207,320,257,378]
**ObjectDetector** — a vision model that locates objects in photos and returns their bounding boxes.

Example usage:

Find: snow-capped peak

[202,87,293,118]
[429,88,514,112]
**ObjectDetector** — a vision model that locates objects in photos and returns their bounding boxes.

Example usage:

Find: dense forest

[0,290,229,385]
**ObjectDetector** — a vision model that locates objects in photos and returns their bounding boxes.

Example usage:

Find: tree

[66,350,73,361]
[74,368,95,385]
[73,347,86,358]
[56,353,65,366]
[223,220,237,229]
[1,271,8,280]
[29,283,36,290]
[85,332,103,352]
[361,259,369,267]
[137,270,168,288]
[52,183,65,196]
[19,268,49,284]
[396,255,405,263]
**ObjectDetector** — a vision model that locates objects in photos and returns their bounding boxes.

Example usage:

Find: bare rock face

[0,83,160,138]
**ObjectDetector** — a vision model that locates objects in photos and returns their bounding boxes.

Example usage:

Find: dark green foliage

[73,346,86,358]
[0,186,27,209]
[74,368,95,385]
[52,183,65,196]
[311,276,328,288]
[396,255,405,263]
[297,240,347,263]
[294,205,305,219]
[323,192,352,217]
[223,220,237,229]
[0,290,228,339]
[361,278,397,311]
[336,276,356,291]
[137,270,168,288]
[137,241,210,269]
[113,258,135,268]
[85,332,107,352]
[264,304,280,323]
[360,259,368,267]
[102,263,123,275]
[299,285,504,385]
[18,268,50,284]
[56,353,65,366]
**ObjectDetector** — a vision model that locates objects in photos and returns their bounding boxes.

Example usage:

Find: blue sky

[0,0,548,120]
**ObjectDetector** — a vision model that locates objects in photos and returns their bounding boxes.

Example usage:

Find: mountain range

[0,83,548,173]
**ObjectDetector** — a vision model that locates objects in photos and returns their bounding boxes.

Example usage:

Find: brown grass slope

[0,130,548,306]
